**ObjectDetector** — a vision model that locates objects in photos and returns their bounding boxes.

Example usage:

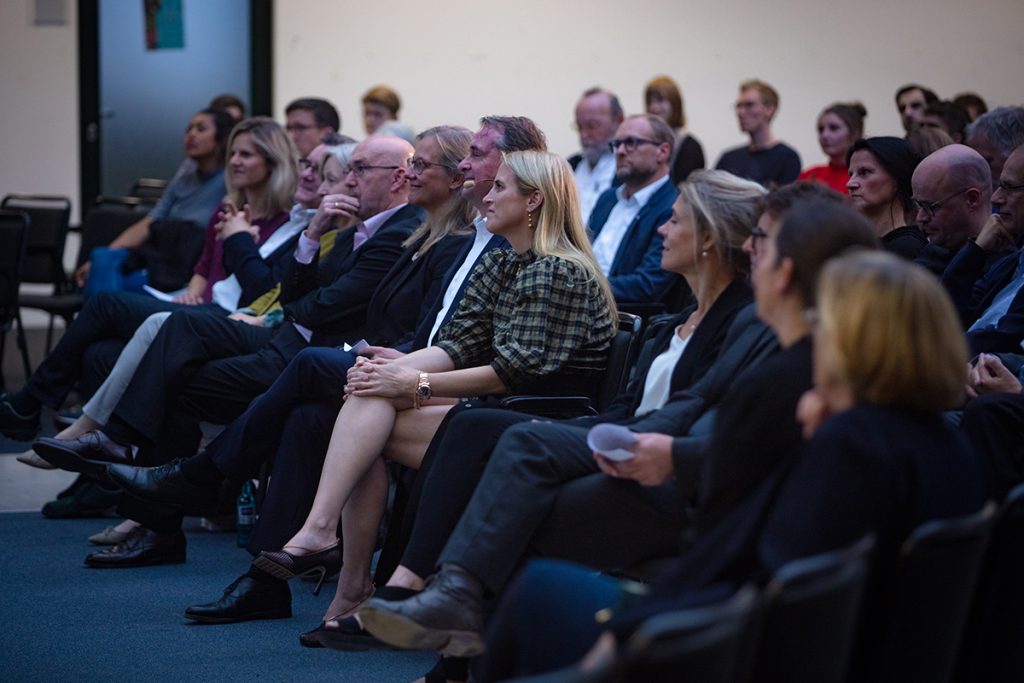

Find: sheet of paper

[142,284,186,302]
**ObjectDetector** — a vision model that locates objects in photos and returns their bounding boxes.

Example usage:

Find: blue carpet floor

[0,512,437,682]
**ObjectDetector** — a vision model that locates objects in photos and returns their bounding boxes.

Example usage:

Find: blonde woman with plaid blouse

[256,150,617,626]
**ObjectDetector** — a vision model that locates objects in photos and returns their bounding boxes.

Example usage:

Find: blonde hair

[501,150,618,323]
[740,79,780,111]
[817,251,967,411]
[362,85,401,116]
[678,170,766,275]
[404,125,475,256]
[225,117,298,218]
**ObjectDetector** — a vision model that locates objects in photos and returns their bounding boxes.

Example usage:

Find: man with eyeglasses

[588,113,679,304]
[569,88,624,223]
[31,136,423,567]
[285,98,340,157]
[715,79,801,188]
[943,144,1024,354]
[910,144,993,277]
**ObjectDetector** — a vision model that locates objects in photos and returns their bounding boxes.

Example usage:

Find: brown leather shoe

[33,430,133,477]
[84,526,186,568]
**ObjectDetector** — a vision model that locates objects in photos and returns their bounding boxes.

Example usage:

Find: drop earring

[527,211,534,230]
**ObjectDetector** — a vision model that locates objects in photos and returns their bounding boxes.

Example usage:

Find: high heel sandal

[252,541,341,596]
[298,584,376,649]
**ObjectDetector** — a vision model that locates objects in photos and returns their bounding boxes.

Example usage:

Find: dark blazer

[670,134,706,185]
[365,232,471,349]
[588,178,680,304]
[221,228,303,307]
[280,204,424,346]
[594,279,753,424]
[404,233,509,352]
[941,240,1020,328]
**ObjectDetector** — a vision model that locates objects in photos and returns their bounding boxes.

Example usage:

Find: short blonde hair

[362,85,401,116]
[740,79,780,111]
[817,251,967,411]
[225,117,298,218]
[501,150,618,323]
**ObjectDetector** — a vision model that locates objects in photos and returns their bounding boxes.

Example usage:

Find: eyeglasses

[408,157,446,175]
[995,179,1024,193]
[912,188,969,218]
[609,137,660,153]
[348,163,402,178]
[735,101,761,111]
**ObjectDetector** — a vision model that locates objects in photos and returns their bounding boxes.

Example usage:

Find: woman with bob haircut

[251,150,617,627]
[644,75,705,184]
[846,136,927,260]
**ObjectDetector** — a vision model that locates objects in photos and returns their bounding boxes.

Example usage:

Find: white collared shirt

[428,214,491,345]
[591,175,671,275]
[573,151,617,224]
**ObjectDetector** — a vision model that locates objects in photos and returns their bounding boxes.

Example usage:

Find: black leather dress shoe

[106,460,218,509]
[0,396,40,441]
[359,565,486,657]
[84,526,186,568]
[185,575,292,624]
[34,430,132,477]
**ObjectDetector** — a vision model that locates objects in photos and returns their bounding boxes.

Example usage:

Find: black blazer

[365,232,471,349]
[221,228,303,308]
[594,279,753,423]
[588,179,680,303]
[280,204,424,346]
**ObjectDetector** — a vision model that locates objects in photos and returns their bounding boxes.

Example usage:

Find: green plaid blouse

[435,249,615,391]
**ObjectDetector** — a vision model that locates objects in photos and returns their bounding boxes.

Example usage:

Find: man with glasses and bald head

[588,113,679,304]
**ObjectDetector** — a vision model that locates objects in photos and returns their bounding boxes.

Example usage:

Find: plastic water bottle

[236,481,257,547]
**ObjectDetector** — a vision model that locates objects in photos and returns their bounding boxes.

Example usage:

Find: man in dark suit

[588,114,680,304]
[34,135,421,566]
[359,189,880,656]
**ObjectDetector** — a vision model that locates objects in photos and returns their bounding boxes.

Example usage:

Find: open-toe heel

[307,566,327,596]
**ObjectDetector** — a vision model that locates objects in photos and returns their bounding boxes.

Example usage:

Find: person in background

[644,75,705,185]
[569,87,623,223]
[846,136,926,259]
[716,79,801,187]
[954,92,988,122]
[285,97,340,157]
[799,102,866,194]
[922,100,971,144]
[908,125,955,159]
[895,83,939,133]
[966,106,1024,188]
[209,93,246,121]
[362,85,401,135]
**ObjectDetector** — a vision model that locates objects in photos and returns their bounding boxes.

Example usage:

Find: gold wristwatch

[414,372,431,408]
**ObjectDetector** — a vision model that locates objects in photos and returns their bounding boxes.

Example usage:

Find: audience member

[590,113,680,304]
[362,85,401,135]
[285,97,340,156]
[966,106,1024,187]
[908,124,955,158]
[74,108,235,289]
[644,75,705,184]
[895,83,939,133]
[954,92,988,122]
[922,100,971,143]
[569,87,623,223]
[799,102,866,194]
[911,144,992,275]
[209,93,246,121]
[716,79,801,187]
[373,120,417,146]
[846,136,927,259]
[962,353,1024,498]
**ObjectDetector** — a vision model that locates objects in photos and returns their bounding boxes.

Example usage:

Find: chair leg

[15,311,32,381]
[44,314,56,354]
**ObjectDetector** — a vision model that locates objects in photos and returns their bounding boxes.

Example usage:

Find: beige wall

[0,0,79,221]
[2,0,1022,228]
[274,0,1023,166]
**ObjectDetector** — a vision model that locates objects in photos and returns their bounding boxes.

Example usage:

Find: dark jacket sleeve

[282,223,412,333]
[966,284,1024,354]
[607,208,676,304]
[392,234,471,350]
[941,240,1009,328]
[221,222,291,306]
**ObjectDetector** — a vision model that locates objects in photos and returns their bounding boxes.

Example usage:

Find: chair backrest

[1,194,72,290]
[0,210,30,318]
[746,534,875,683]
[870,502,997,683]
[75,196,152,268]
[955,483,1024,682]
[618,584,759,683]
[129,177,168,201]
[593,312,644,412]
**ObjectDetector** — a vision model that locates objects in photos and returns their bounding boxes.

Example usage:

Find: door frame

[77,0,273,212]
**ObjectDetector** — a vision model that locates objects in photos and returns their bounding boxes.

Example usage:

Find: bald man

[35,136,424,567]
[912,144,993,276]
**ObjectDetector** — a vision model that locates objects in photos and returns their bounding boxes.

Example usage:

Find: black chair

[743,534,875,683]
[498,312,644,418]
[1,194,73,354]
[506,585,759,683]
[955,483,1024,682]
[867,502,997,683]
[0,210,31,389]
[129,177,168,201]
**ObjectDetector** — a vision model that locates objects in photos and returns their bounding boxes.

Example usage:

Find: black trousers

[25,291,221,409]
[960,392,1024,500]
[434,418,684,593]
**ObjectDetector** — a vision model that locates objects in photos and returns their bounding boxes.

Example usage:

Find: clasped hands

[344,354,419,399]
[215,201,260,242]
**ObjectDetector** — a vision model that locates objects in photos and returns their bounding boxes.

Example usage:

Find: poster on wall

[144,0,184,50]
